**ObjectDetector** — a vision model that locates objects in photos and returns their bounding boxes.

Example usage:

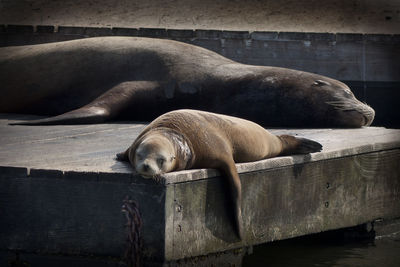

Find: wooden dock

[1,114,400,265]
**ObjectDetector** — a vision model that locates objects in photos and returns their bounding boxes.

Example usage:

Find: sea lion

[116,109,323,239]
[1,36,374,127]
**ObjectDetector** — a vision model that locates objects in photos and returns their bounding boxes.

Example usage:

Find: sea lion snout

[142,163,150,172]
[327,96,375,127]
[347,104,375,127]
[133,134,177,178]
[135,159,160,178]
[310,79,375,127]
[358,102,375,126]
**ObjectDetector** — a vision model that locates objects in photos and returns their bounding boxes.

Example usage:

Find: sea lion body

[117,109,323,239]
[1,37,374,127]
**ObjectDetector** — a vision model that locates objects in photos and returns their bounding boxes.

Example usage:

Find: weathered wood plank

[0,174,167,260]
[0,114,400,263]
[165,127,400,184]
[1,114,400,177]
[167,149,400,260]
[0,115,146,173]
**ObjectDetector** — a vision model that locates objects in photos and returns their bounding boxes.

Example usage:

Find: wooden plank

[165,127,400,184]
[0,115,146,173]
[1,114,400,178]
[1,114,400,263]
[0,175,167,260]
[167,149,400,260]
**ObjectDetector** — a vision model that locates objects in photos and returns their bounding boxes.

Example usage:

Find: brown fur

[2,37,374,127]
[117,109,322,240]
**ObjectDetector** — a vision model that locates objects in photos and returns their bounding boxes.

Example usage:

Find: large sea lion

[0,36,374,127]
[116,109,323,239]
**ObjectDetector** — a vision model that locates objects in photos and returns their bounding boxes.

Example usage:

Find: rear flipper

[278,134,323,155]
[9,81,160,125]
[9,106,110,125]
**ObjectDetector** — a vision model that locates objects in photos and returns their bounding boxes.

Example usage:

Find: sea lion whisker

[327,99,362,111]
[326,100,373,113]
[326,98,375,126]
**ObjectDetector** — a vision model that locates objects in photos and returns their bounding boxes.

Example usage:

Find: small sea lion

[117,109,323,239]
[0,37,374,127]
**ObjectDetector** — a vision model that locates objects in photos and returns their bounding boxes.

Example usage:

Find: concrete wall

[1,0,399,34]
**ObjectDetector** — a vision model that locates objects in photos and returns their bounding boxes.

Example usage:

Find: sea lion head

[310,78,375,127]
[258,69,375,127]
[117,128,193,180]
[132,133,177,179]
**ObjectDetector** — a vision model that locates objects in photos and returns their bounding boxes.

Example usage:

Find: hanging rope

[122,197,143,267]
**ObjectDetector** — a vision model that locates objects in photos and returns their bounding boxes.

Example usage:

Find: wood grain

[1,114,400,262]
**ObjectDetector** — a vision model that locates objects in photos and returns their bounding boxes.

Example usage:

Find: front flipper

[278,135,323,155]
[219,157,244,240]
[9,81,161,125]
[116,150,129,162]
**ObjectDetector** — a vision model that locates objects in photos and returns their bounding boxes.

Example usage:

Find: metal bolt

[325,201,329,208]
[176,205,182,212]
[326,182,330,189]
[177,224,182,232]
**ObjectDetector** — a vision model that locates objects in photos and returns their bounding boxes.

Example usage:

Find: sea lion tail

[278,135,322,155]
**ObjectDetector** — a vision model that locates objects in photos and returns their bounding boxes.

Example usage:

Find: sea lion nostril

[142,164,149,172]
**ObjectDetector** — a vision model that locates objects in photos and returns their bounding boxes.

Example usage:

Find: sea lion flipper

[219,158,244,240]
[9,81,161,126]
[295,137,323,153]
[278,135,323,155]
[9,106,111,125]
[116,150,129,162]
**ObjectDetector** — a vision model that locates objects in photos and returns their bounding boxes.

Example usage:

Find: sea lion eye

[157,158,165,167]
[344,90,352,96]
[313,80,331,86]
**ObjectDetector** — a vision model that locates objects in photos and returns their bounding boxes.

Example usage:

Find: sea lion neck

[157,128,195,170]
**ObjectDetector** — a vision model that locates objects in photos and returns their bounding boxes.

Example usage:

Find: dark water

[3,221,399,266]
[243,221,400,267]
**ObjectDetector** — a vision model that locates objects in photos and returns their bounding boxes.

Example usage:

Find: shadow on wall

[347,81,400,128]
